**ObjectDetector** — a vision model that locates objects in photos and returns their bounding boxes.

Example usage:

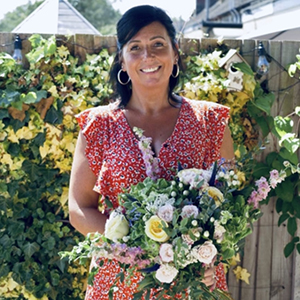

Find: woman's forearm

[69,206,108,236]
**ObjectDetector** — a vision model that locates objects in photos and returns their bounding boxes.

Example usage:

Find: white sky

[0,0,196,21]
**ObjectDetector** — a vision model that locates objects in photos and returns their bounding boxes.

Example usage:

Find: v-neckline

[118,98,186,157]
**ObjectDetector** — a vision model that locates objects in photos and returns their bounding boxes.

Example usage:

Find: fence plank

[255,204,273,300]
[74,33,94,64]
[271,199,293,300]
[240,224,259,300]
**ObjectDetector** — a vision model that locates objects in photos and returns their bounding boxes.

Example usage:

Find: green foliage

[0,35,113,299]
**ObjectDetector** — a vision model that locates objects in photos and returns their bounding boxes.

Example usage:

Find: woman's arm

[220,125,235,160]
[68,131,108,236]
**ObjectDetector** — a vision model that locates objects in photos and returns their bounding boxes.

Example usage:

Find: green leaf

[252,93,275,115]
[22,160,41,182]
[41,236,56,250]
[288,63,297,77]
[292,196,300,218]
[256,115,273,137]
[44,105,63,124]
[0,182,8,194]
[275,179,294,202]
[23,242,40,257]
[278,213,289,226]
[280,134,300,154]
[233,62,254,76]
[105,197,114,209]
[279,147,299,165]
[7,142,21,156]
[295,106,300,117]
[284,241,295,257]
[274,116,293,138]
[297,243,300,254]
[287,217,297,236]
[44,36,57,56]
[21,91,37,104]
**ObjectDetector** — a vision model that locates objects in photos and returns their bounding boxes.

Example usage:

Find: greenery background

[0,1,299,297]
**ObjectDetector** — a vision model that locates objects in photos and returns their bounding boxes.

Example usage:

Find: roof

[13,0,101,35]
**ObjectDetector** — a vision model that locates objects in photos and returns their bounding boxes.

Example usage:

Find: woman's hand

[201,264,216,291]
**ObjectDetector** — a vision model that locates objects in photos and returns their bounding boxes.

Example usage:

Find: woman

[69,5,234,300]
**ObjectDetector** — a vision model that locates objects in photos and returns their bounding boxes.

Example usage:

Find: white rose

[155,264,178,283]
[181,205,199,218]
[191,241,217,265]
[157,204,174,223]
[159,243,174,263]
[104,210,129,241]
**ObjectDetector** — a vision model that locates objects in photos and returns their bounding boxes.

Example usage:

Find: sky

[0,0,196,21]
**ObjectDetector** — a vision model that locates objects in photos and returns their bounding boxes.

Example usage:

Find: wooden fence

[1,33,300,300]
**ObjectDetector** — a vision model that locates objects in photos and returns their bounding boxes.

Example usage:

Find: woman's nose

[143,46,154,59]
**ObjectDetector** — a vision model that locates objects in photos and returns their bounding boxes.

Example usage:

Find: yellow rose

[145,216,169,242]
[205,186,224,207]
[104,211,129,241]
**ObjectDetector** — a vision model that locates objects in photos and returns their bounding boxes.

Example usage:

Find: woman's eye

[130,45,140,51]
[154,42,164,47]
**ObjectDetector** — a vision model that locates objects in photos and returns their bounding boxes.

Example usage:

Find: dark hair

[109,5,182,107]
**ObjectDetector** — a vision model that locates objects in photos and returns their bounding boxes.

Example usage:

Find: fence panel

[1,33,300,300]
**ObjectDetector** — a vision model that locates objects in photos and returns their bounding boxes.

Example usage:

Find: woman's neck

[127,87,170,115]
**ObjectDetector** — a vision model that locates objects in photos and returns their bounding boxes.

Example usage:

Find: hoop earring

[171,63,180,78]
[117,69,131,85]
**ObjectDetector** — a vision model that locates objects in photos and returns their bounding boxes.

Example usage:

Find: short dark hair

[109,5,182,107]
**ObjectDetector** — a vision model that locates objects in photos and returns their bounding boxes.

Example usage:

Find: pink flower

[181,205,199,218]
[191,241,217,265]
[159,243,174,263]
[247,190,260,208]
[157,204,174,223]
[269,169,286,188]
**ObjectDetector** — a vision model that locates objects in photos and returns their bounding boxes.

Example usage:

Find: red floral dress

[76,98,230,300]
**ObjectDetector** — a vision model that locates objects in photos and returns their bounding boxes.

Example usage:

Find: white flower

[177,168,212,189]
[159,243,174,263]
[181,205,199,218]
[191,220,198,226]
[157,204,174,223]
[191,241,217,265]
[122,236,130,243]
[155,264,178,283]
[213,221,226,242]
[203,230,210,238]
[104,210,129,241]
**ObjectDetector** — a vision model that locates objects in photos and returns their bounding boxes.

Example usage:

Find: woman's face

[121,21,178,90]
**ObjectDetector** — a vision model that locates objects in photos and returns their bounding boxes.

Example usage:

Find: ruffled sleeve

[75,107,109,177]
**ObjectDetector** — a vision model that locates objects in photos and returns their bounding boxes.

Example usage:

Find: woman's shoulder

[76,101,121,131]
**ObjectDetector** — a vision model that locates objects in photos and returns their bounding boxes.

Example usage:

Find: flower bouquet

[61,160,286,300]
